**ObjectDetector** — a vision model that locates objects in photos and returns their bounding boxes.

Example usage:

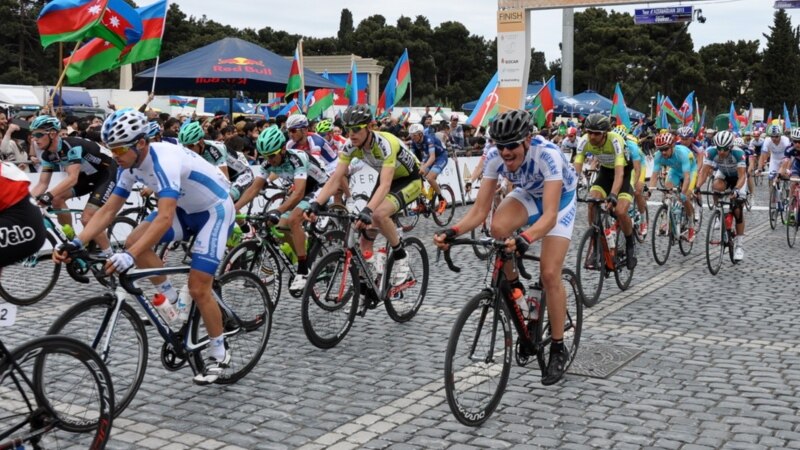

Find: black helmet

[489,109,532,144]
[584,113,611,132]
[342,104,372,127]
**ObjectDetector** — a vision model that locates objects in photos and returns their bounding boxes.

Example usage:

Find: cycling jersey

[40,136,115,176]
[288,133,338,165]
[0,161,31,211]
[198,140,228,168]
[410,134,448,166]
[339,131,420,180]
[255,149,328,196]
[560,137,578,152]
[764,136,791,174]
[623,137,644,165]
[574,132,629,168]
[749,137,764,155]
[784,147,800,176]
[704,146,746,178]
[653,145,697,175]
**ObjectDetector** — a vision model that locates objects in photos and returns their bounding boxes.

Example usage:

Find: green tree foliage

[753,9,800,115]
[697,40,760,113]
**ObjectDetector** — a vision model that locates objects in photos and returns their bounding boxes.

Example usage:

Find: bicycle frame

[582,198,617,272]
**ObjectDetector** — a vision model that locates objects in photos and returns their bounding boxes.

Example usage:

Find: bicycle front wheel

[0,233,61,306]
[788,199,799,248]
[613,226,634,291]
[443,290,512,427]
[432,184,456,227]
[536,268,583,375]
[0,336,114,449]
[301,249,360,349]
[651,205,672,265]
[107,216,137,251]
[47,295,148,418]
[705,210,723,275]
[575,228,604,307]
[769,186,778,230]
[384,236,429,322]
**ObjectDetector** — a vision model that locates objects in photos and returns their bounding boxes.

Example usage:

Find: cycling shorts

[72,171,116,208]
[590,165,634,202]
[506,188,576,240]
[145,198,235,275]
[369,173,422,214]
[713,171,743,191]
[280,189,322,219]
[667,168,698,191]
[0,196,46,268]
[423,159,448,176]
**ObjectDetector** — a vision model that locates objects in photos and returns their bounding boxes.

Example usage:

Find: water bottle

[374,247,387,277]
[527,284,543,321]
[604,221,616,241]
[176,285,193,322]
[724,212,734,231]
[279,242,298,264]
[511,288,529,320]
[152,293,178,323]
[362,250,375,281]
[61,224,76,240]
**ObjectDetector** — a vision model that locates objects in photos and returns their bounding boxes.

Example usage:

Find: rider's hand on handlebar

[506,232,532,256]
[264,209,281,225]
[53,238,83,264]
[105,251,134,275]
[303,201,323,222]
[355,207,373,229]
[606,192,618,207]
[433,227,458,250]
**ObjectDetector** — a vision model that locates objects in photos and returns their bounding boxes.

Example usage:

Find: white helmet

[101,108,148,147]
[733,137,745,148]
[286,114,309,130]
[713,130,734,149]
[791,128,800,141]
[408,123,425,135]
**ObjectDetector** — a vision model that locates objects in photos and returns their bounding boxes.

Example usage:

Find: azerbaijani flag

[37,0,108,48]
[679,91,694,126]
[729,102,740,134]
[530,76,556,128]
[377,49,411,113]
[305,89,334,120]
[344,59,358,106]
[766,110,773,128]
[610,82,632,130]
[278,100,300,116]
[661,96,682,122]
[64,0,166,85]
[285,40,304,102]
[169,96,198,108]
[466,72,499,128]
[94,0,142,52]
[784,102,792,131]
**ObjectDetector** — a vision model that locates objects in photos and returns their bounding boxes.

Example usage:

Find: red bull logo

[213,56,272,75]
[217,57,264,66]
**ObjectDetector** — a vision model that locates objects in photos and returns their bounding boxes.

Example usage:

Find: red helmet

[654,133,675,149]
[753,130,761,138]
[567,127,577,137]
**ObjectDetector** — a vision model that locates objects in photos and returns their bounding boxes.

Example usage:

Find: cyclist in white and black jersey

[759,125,791,180]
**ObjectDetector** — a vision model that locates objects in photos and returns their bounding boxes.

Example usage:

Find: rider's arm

[279,177,306,213]
[758,151,768,172]
[30,171,53,198]
[218,165,230,179]
[680,153,692,196]
[648,154,662,189]
[233,176,266,211]
[735,166,747,191]
[75,193,127,243]
[46,163,81,199]
[611,163,624,197]
[126,197,177,258]
[314,160,349,206]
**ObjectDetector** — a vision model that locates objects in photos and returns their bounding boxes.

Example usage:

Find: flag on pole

[661,96,682,122]
[277,100,300,116]
[169,96,198,108]
[766,110,773,128]
[285,40,304,104]
[64,0,166,84]
[305,89,334,120]
[344,57,358,107]
[529,76,556,128]
[610,82,632,130]
[679,91,694,126]
[95,0,143,52]
[784,102,792,131]
[729,102,740,134]
[466,72,499,128]
[377,49,411,113]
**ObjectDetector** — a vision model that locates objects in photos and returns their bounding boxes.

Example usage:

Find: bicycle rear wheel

[47,295,148,419]
[0,233,61,306]
[396,201,420,232]
[220,240,281,309]
[443,290,512,427]
[678,212,694,256]
[300,249,360,349]
[536,269,583,375]
[613,227,634,291]
[432,184,456,227]
[575,228,605,307]
[384,237,428,322]
[651,205,672,266]
[769,186,779,230]
[0,336,114,449]
[705,210,723,275]
[107,216,136,251]
[190,270,272,384]
[787,199,798,248]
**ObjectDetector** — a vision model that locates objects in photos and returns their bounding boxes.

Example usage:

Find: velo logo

[0,225,36,248]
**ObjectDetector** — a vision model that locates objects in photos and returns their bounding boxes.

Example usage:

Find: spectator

[449,114,465,150]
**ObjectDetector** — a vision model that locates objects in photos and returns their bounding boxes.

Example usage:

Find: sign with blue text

[634,6,693,25]
[774,1,800,8]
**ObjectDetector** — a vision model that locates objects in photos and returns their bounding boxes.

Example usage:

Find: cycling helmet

[286,114,309,130]
[408,123,425,135]
[791,128,800,141]
[654,133,674,149]
[768,125,782,137]
[733,137,746,148]
[101,108,147,147]
[31,115,61,131]
[146,121,161,138]
[753,130,761,138]
[743,129,752,136]
[489,109,532,145]
[256,126,286,156]
[342,104,372,127]
[713,130,734,149]
[178,121,205,145]
[567,127,577,137]
[612,125,628,136]
[676,126,694,138]
[530,125,539,135]
[315,119,333,134]
[583,113,611,132]
[705,128,716,135]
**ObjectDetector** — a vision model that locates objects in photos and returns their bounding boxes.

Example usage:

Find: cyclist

[561,126,579,163]
[28,115,116,256]
[314,119,354,204]
[614,125,649,237]
[54,109,235,385]
[286,114,338,171]
[0,161,46,268]
[734,136,757,199]
[305,104,422,286]
[695,130,747,260]
[573,113,637,269]
[779,128,800,211]
[647,133,699,242]
[703,128,716,149]
[234,126,329,291]
[759,125,791,181]
[408,123,449,213]
[433,109,577,386]
[677,126,704,169]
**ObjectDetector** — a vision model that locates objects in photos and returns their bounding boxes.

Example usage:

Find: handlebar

[435,236,537,280]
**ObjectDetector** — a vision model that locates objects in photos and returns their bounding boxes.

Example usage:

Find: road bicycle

[651,188,701,265]
[575,197,636,307]
[439,236,582,426]
[0,207,129,306]
[394,181,456,231]
[469,183,509,261]
[784,177,800,248]
[300,208,429,349]
[45,251,271,419]
[700,190,744,274]
[768,175,791,230]
[0,310,114,449]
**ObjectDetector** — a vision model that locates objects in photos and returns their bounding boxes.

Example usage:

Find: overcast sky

[168,0,800,62]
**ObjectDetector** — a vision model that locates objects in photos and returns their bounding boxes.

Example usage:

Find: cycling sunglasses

[344,124,368,134]
[496,140,524,151]
[110,146,133,156]
[31,132,50,139]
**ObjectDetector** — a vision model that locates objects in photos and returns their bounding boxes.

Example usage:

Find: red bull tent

[133,37,341,93]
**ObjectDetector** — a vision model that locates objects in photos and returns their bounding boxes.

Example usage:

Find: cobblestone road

[3,185,799,449]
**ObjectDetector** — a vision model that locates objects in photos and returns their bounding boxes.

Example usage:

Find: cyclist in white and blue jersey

[434,109,577,387]
[54,109,235,385]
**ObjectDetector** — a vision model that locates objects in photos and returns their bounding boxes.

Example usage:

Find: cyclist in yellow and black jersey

[306,104,422,286]
[573,113,637,270]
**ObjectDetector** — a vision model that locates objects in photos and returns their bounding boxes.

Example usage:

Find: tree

[337,9,354,52]
[697,40,761,113]
[753,9,800,115]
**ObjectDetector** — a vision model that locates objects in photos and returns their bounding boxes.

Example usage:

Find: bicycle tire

[443,290,512,427]
[705,178,714,210]
[535,268,583,375]
[190,270,272,384]
[613,227,634,291]
[575,228,604,307]
[46,295,148,418]
[728,228,738,264]
[383,236,429,322]
[471,220,492,260]
[0,336,114,449]
[705,210,723,275]
[220,240,281,308]
[651,205,672,266]
[634,206,649,244]
[308,230,346,268]
[300,249,360,349]
[396,200,421,232]
[769,186,778,230]
[678,211,693,257]
[0,233,61,306]
[788,199,798,248]
[107,216,137,251]
[432,184,456,227]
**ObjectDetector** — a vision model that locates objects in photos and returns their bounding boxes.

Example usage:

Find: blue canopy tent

[571,90,646,120]
[134,37,341,97]
[462,81,596,116]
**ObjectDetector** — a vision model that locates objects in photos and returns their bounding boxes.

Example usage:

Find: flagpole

[299,38,305,112]
[50,40,83,108]
[149,2,168,96]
